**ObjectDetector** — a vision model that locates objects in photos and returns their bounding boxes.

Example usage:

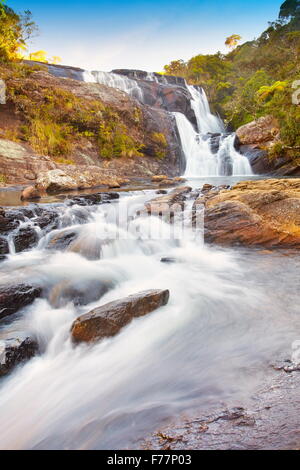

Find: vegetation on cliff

[164,1,300,153]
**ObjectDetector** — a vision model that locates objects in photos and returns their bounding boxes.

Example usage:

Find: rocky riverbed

[0,177,299,450]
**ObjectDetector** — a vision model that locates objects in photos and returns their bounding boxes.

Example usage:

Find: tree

[0,1,37,62]
[225,34,242,49]
[163,60,187,77]
[27,50,61,64]
[279,0,300,19]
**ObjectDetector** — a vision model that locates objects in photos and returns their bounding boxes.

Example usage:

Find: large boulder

[71,289,170,343]
[0,335,38,376]
[36,169,78,193]
[0,139,56,185]
[0,284,42,320]
[200,179,300,248]
[236,116,280,147]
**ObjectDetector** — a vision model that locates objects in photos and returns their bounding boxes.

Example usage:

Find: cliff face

[0,63,186,187]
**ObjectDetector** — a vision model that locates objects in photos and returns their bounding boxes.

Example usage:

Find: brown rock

[236,116,280,147]
[144,186,192,216]
[152,175,168,182]
[20,185,41,201]
[71,289,170,343]
[201,178,300,248]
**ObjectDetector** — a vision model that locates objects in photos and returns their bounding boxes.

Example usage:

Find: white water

[0,191,299,449]
[186,85,224,135]
[87,70,144,102]
[83,68,252,178]
[174,91,252,177]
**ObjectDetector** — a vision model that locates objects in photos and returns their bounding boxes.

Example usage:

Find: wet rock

[144,186,192,216]
[21,186,41,201]
[0,284,42,320]
[156,190,168,195]
[48,230,78,251]
[0,336,38,377]
[0,237,9,260]
[71,289,170,343]
[160,257,177,264]
[49,279,114,308]
[68,192,119,206]
[13,227,38,253]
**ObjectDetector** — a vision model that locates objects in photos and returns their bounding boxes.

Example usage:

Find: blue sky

[9,0,283,71]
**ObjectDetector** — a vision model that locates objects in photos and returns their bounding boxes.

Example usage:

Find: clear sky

[9,0,283,72]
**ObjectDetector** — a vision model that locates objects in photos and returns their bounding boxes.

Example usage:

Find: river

[0,177,299,449]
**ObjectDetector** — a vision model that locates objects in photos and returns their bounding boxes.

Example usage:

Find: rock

[155,189,168,195]
[152,175,168,182]
[36,169,78,193]
[13,227,38,253]
[0,139,56,185]
[49,279,114,308]
[0,237,9,261]
[160,257,177,264]
[48,229,78,251]
[68,192,119,206]
[201,178,300,248]
[236,116,280,147]
[0,336,38,376]
[202,184,214,192]
[21,186,41,201]
[0,284,42,320]
[108,181,121,189]
[71,289,170,343]
[144,186,192,216]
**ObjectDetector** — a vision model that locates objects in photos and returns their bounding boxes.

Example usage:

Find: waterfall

[83,69,252,177]
[175,111,252,177]
[185,85,224,134]
[87,70,144,102]
[175,84,252,177]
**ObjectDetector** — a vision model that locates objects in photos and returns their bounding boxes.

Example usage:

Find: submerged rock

[49,279,114,308]
[0,336,38,377]
[21,186,42,201]
[0,284,42,320]
[71,289,170,343]
[0,237,9,260]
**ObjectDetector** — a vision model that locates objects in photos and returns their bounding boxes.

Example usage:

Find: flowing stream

[0,188,299,449]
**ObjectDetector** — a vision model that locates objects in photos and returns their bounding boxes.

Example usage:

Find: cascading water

[83,68,251,177]
[0,191,299,450]
[175,85,252,177]
[186,85,224,135]
[87,70,144,102]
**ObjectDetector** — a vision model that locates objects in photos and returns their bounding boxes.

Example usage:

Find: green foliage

[98,121,144,159]
[2,64,145,159]
[0,173,7,184]
[163,3,300,150]
[0,2,37,62]
[152,132,167,147]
